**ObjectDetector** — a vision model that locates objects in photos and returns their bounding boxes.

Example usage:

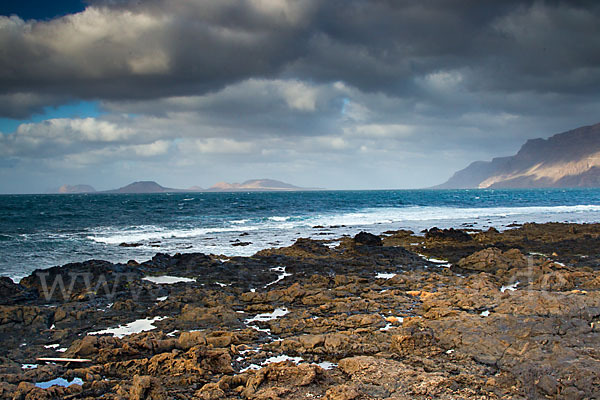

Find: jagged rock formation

[436,122,600,188]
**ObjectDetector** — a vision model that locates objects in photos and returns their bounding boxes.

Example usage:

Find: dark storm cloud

[0,0,315,116]
[1,0,599,118]
[1,0,600,193]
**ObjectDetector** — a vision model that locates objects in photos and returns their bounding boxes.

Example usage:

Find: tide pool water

[1,189,600,281]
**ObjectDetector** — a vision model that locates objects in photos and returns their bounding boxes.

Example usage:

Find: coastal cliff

[436,122,600,188]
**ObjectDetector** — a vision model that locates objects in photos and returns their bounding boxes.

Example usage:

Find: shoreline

[5,202,600,283]
[1,222,599,399]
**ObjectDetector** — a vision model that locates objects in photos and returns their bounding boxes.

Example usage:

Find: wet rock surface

[1,223,599,399]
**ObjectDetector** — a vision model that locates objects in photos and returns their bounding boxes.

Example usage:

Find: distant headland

[434,122,600,189]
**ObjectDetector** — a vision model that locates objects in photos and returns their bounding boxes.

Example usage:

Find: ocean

[1,189,600,281]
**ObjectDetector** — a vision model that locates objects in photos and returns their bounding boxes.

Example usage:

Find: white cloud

[422,70,464,91]
[131,140,171,157]
[346,124,415,138]
[0,118,137,157]
[178,138,255,154]
[278,80,319,111]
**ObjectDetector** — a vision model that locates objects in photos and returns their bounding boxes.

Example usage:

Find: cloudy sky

[0,0,599,193]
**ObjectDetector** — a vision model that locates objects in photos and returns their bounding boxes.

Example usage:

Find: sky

[0,1,599,193]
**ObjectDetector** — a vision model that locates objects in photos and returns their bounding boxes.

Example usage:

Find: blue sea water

[1,189,600,281]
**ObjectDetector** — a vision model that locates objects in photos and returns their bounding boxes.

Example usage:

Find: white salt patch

[156,296,168,302]
[50,324,55,330]
[380,289,388,293]
[22,364,38,370]
[215,282,228,287]
[35,377,83,389]
[500,281,520,293]
[418,254,452,268]
[240,364,261,373]
[239,348,259,355]
[249,326,271,334]
[245,308,289,324]
[143,276,195,284]
[325,241,340,248]
[250,289,256,293]
[98,302,114,312]
[480,310,490,317]
[166,330,179,337]
[89,316,167,338]
[57,348,67,352]
[262,355,303,365]
[44,344,59,349]
[314,361,337,370]
[375,272,396,279]
[419,254,448,263]
[446,349,454,354]
[265,266,292,287]
[428,258,448,263]
[380,316,403,331]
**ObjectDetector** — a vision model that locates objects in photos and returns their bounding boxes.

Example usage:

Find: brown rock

[129,375,167,400]
[324,384,360,400]
[177,331,207,350]
[457,247,528,273]
[72,335,100,357]
[536,374,558,396]
[243,362,323,398]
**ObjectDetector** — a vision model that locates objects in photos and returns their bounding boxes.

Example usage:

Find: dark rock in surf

[353,232,382,246]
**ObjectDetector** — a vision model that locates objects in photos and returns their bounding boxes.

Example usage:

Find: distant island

[50,179,321,194]
[54,184,97,194]
[204,179,312,192]
[103,181,184,194]
[435,122,600,188]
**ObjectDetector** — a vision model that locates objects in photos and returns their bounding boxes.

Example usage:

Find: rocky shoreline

[1,222,599,399]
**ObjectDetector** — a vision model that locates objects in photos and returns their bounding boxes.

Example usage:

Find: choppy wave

[307,204,600,227]
[2,190,600,281]
[86,225,261,244]
[85,204,600,248]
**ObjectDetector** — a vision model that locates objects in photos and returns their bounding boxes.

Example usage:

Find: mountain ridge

[103,181,184,194]
[435,122,600,189]
[53,179,320,194]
